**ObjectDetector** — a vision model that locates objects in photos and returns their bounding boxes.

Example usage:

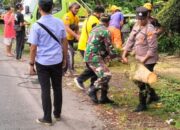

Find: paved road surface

[0,42,104,130]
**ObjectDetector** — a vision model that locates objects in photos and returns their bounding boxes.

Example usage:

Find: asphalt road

[0,41,104,130]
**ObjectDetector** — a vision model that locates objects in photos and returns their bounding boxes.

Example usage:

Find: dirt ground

[65,54,180,130]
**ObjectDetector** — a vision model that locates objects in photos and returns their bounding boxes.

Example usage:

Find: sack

[14,25,22,31]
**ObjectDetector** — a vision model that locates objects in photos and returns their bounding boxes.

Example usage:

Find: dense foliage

[157,0,180,33]
[157,0,180,55]
[82,0,165,13]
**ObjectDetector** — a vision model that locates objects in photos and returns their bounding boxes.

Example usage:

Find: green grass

[74,54,180,129]
[151,78,180,128]
[106,61,180,129]
[0,24,4,35]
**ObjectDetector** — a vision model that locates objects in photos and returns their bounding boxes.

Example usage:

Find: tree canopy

[157,0,180,33]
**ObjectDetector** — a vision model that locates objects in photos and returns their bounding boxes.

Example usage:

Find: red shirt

[3,12,16,38]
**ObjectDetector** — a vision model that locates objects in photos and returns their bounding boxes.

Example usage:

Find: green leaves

[158,33,180,55]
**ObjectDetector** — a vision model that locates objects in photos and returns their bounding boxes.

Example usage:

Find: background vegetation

[157,0,180,56]
[82,0,180,56]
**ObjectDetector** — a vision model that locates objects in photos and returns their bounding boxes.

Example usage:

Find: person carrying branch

[122,7,160,112]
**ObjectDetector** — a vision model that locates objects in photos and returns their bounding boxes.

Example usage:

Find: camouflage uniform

[84,24,115,91]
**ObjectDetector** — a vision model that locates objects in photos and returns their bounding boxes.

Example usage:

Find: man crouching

[84,14,116,104]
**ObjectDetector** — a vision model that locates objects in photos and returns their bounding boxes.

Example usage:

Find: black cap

[38,0,53,6]
[136,6,148,20]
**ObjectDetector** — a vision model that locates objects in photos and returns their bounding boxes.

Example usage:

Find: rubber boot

[134,92,147,112]
[88,87,98,103]
[147,87,160,104]
[99,90,114,104]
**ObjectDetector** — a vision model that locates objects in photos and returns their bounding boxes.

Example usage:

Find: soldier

[122,7,159,112]
[84,14,116,104]
[74,6,105,90]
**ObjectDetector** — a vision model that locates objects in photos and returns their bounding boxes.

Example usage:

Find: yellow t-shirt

[78,15,99,51]
[63,11,79,40]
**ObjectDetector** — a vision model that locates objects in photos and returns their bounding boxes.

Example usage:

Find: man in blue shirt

[28,0,68,126]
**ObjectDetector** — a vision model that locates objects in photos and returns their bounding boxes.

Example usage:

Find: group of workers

[64,2,161,111]
[28,0,161,126]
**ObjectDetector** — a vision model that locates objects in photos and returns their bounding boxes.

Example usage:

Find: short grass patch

[0,24,4,35]
[105,60,180,129]
[73,53,180,129]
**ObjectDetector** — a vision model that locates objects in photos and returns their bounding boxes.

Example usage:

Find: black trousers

[16,31,25,59]
[36,62,63,122]
[78,50,98,87]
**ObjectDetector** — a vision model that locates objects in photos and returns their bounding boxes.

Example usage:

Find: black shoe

[74,78,85,90]
[36,118,52,126]
[54,116,61,121]
[99,97,114,104]
[88,89,98,103]
[134,104,147,112]
[147,87,160,104]
[99,89,114,104]
[147,95,160,104]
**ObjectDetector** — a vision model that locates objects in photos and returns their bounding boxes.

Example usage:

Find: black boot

[88,87,98,103]
[99,90,114,104]
[147,87,160,104]
[134,92,147,112]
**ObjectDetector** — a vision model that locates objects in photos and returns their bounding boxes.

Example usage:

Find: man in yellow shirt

[77,6,104,56]
[74,6,105,90]
[63,2,80,75]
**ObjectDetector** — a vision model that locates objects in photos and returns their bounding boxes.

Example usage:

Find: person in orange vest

[108,5,124,50]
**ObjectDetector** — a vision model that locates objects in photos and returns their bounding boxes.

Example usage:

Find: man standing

[84,14,115,104]
[63,2,80,75]
[108,5,124,50]
[74,6,105,90]
[122,7,159,112]
[28,0,68,125]
[14,3,26,60]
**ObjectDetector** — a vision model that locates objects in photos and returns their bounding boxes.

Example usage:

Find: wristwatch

[29,62,34,66]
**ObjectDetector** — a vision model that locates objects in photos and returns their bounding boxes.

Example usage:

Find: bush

[157,0,180,55]
[157,0,180,33]
[158,33,180,55]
